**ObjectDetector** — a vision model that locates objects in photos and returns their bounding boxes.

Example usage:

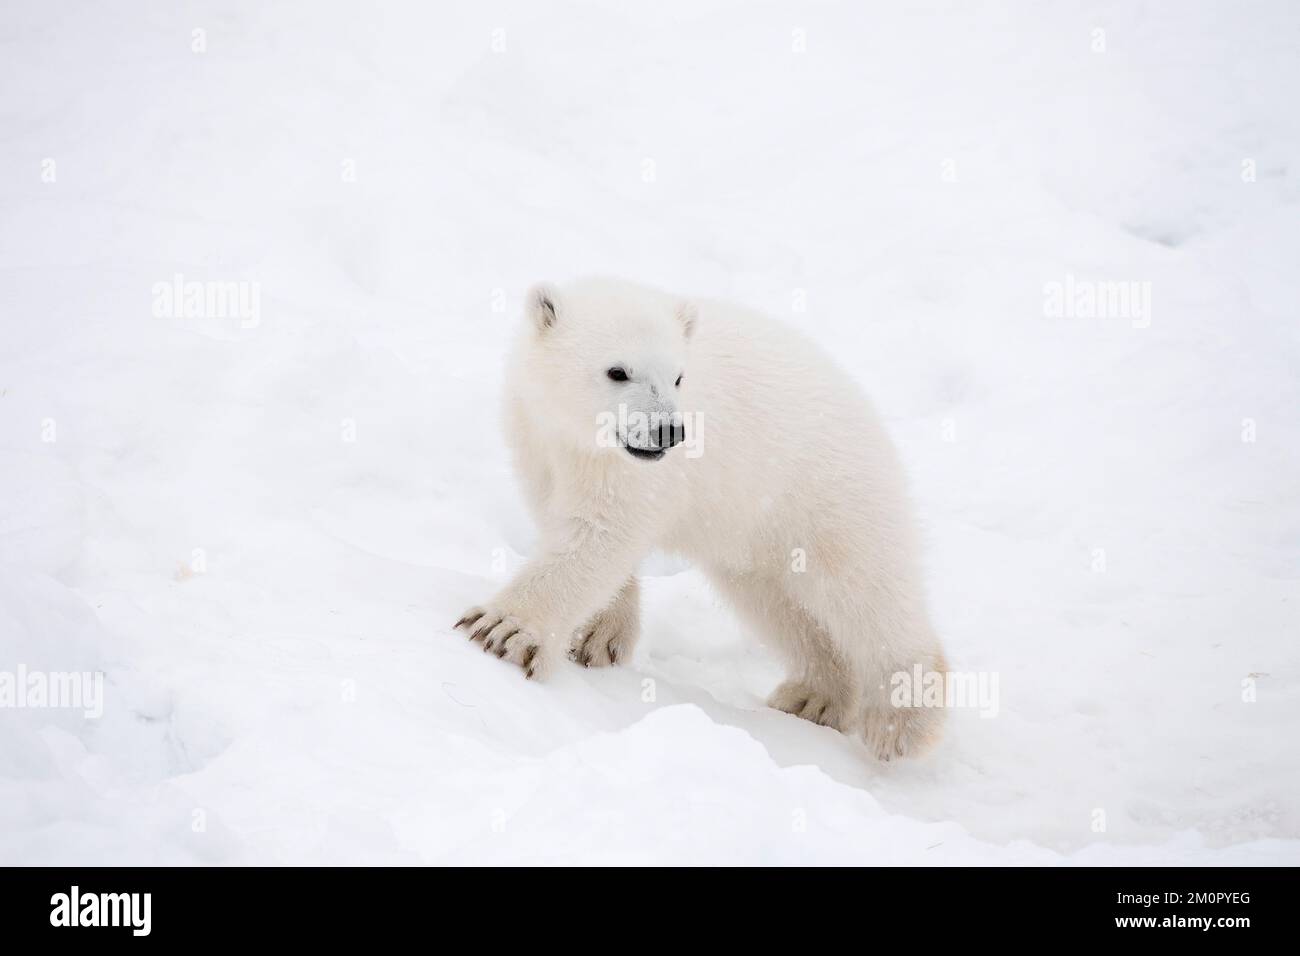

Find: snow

[1,0,1298,865]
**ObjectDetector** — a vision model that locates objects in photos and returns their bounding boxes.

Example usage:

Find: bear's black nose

[656,419,685,449]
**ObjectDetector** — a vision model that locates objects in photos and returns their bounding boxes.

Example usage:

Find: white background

[1,0,1297,863]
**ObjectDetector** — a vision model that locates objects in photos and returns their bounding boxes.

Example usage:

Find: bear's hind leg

[815,593,948,761]
[708,570,855,732]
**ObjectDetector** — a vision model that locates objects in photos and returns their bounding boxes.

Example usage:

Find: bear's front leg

[454,520,647,680]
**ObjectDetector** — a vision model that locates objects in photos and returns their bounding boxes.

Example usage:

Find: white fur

[455,278,948,760]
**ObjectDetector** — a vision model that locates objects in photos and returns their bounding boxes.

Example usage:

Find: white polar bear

[455,278,948,759]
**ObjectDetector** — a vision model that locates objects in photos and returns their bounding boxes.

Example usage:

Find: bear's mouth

[619,431,667,462]
[624,444,666,461]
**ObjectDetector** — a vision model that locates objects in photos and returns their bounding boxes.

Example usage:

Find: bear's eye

[675,374,683,387]
[607,367,628,382]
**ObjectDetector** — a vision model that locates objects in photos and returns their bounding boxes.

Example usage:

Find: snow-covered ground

[1,0,1298,865]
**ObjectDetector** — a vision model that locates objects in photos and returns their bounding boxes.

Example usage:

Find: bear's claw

[454,610,485,630]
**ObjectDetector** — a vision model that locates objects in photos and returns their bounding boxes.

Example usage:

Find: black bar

[1,866,1288,942]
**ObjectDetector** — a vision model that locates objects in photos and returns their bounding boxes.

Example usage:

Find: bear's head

[513,279,696,462]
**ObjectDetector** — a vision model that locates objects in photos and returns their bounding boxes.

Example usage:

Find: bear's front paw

[570,610,638,668]
[862,703,944,761]
[453,605,552,680]
[767,680,848,730]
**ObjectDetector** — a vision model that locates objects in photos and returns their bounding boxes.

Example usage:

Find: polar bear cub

[455,278,947,759]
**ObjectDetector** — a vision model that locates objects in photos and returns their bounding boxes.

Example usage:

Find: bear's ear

[675,301,697,340]
[527,283,561,332]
